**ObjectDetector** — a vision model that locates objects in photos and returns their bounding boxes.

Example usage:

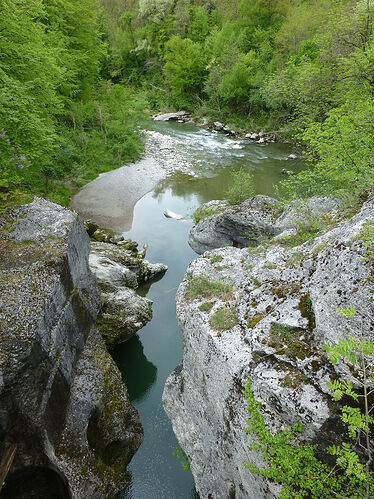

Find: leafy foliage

[0,0,146,208]
[226,168,255,205]
[245,308,374,497]
[164,36,208,108]
[173,446,190,471]
[95,0,374,200]
[2,0,373,207]
[0,128,30,210]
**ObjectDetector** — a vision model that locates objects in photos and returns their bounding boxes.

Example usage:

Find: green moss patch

[192,205,225,224]
[210,254,223,264]
[185,275,234,302]
[209,307,238,331]
[248,313,266,328]
[199,301,214,312]
[299,294,316,330]
[268,323,316,360]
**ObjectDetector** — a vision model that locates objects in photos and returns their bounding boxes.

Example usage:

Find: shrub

[244,308,374,498]
[278,209,330,247]
[0,129,30,210]
[226,168,255,205]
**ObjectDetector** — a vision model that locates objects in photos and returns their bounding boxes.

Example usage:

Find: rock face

[163,195,374,498]
[0,198,143,498]
[189,195,341,254]
[153,111,190,121]
[89,240,167,347]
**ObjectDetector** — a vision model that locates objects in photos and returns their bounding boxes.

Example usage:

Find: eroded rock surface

[0,198,143,498]
[153,111,190,121]
[189,195,341,254]
[89,240,167,347]
[164,195,374,498]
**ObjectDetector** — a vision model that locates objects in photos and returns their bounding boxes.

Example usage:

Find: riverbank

[70,126,213,231]
[71,120,304,233]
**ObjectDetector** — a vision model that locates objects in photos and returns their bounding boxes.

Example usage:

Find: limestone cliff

[0,198,143,498]
[163,194,374,498]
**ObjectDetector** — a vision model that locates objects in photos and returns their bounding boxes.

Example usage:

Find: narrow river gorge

[71,121,304,498]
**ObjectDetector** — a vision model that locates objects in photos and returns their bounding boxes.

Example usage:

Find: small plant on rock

[192,204,224,224]
[199,301,214,312]
[357,222,374,264]
[185,275,234,302]
[279,210,330,247]
[173,447,190,471]
[210,254,223,264]
[209,307,238,331]
[226,168,255,205]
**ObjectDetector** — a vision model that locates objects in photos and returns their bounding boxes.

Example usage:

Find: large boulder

[89,240,167,347]
[90,241,167,287]
[0,198,143,498]
[97,288,153,347]
[153,111,190,121]
[163,195,374,498]
[188,195,342,254]
[189,196,284,254]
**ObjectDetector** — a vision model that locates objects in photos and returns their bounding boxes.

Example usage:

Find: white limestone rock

[0,198,143,498]
[163,195,374,498]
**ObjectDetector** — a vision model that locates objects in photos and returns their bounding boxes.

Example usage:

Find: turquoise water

[112,122,303,498]
[114,190,198,498]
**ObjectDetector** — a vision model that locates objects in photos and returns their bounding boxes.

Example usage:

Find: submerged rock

[164,209,185,220]
[0,198,143,498]
[163,195,374,497]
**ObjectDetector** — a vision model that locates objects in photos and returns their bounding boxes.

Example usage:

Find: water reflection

[136,272,166,298]
[152,154,304,204]
[113,334,157,403]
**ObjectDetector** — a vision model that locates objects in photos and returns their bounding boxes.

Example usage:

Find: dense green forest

[0,0,373,208]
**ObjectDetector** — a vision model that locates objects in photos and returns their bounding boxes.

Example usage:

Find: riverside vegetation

[244,308,374,498]
[1,0,374,497]
[1,0,373,209]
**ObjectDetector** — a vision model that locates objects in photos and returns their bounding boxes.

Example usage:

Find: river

[71,120,304,498]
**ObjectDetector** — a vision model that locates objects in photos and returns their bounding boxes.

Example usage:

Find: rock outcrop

[189,195,341,254]
[163,194,374,498]
[89,240,167,347]
[153,111,190,121]
[0,198,143,498]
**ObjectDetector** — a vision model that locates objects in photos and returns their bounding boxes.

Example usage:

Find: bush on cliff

[244,308,374,498]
